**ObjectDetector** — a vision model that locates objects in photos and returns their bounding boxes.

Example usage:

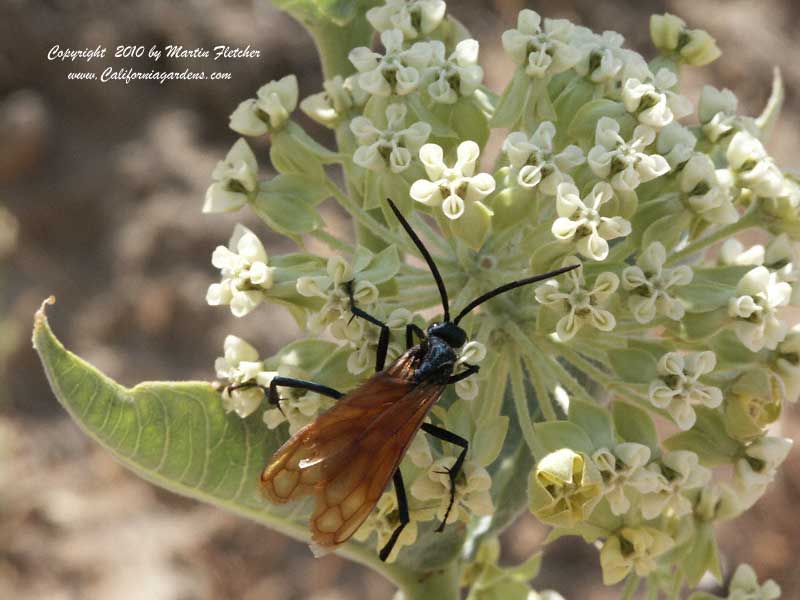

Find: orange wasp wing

[260,353,446,550]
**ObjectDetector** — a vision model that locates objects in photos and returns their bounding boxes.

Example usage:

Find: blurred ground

[1,0,798,598]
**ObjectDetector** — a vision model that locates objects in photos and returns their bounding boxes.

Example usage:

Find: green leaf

[641,211,692,251]
[529,239,570,273]
[31,302,328,548]
[755,67,784,141]
[449,201,493,250]
[566,99,629,144]
[467,381,536,549]
[677,266,749,313]
[680,523,722,587]
[611,401,660,455]
[359,245,401,284]
[489,69,530,128]
[269,128,328,182]
[286,121,340,163]
[253,178,325,237]
[567,398,615,450]
[709,330,761,369]
[533,421,594,454]
[677,281,736,313]
[553,79,595,145]
[472,416,509,467]
[682,308,730,341]
[607,348,658,384]
[407,94,456,138]
[628,193,683,246]
[449,98,490,151]
[664,406,743,466]
[315,0,359,24]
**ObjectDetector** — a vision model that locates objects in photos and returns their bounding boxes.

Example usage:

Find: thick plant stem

[308,19,371,80]
[398,561,462,600]
[666,205,759,265]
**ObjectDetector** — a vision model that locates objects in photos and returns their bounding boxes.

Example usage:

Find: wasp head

[427,321,467,348]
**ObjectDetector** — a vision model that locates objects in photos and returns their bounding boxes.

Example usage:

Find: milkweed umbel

[230,199,578,561]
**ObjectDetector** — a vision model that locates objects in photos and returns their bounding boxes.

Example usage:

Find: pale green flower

[230,74,298,135]
[775,325,800,401]
[366,0,446,39]
[203,138,258,213]
[425,39,484,104]
[679,153,738,224]
[214,335,276,418]
[696,482,746,522]
[719,239,765,267]
[727,368,785,442]
[207,224,275,317]
[262,390,328,434]
[728,266,791,352]
[300,74,367,128]
[349,29,433,97]
[648,351,722,430]
[350,103,431,173]
[726,131,784,198]
[501,9,581,78]
[353,491,421,563]
[535,259,619,341]
[411,456,493,524]
[551,181,631,261]
[503,122,585,194]
[297,255,379,338]
[572,28,649,98]
[600,526,674,585]
[727,564,781,600]
[588,117,670,192]
[764,234,800,304]
[656,122,697,169]
[622,68,693,129]
[699,85,739,142]
[650,13,721,66]
[733,436,793,509]
[345,308,412,375]
[528,448,603,526]
[723,235,800,305]
[622,242,693,324]
[458,340,487,365]
[640,450,711,519]
[593,443,661,515]
[453,341,486,399]
[410,141,495,219]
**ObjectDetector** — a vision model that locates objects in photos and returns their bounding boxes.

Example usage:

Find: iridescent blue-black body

[408,322,467,385]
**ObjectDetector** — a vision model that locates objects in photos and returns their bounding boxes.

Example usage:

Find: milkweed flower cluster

[203,2,794,598]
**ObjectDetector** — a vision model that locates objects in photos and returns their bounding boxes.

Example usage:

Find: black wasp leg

[405,323,426,350]
[447,363,479,384]
[346,280,390,372]
[378,469,410,562]
[227,376,343,415]
[420,423,469,532]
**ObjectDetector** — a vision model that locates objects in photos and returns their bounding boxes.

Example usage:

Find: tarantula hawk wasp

[230,199,577,561]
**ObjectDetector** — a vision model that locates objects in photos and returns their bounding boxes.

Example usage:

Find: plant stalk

[398,561,462,600]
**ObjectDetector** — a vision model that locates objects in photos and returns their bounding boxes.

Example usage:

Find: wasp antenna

[453,264,580,325]
[387,199,450,322]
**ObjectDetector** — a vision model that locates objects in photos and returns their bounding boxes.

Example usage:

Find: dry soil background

[1,1,798,599]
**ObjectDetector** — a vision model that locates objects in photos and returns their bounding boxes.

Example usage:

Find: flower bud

[726,368,785,441]
[528,448,603,526]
